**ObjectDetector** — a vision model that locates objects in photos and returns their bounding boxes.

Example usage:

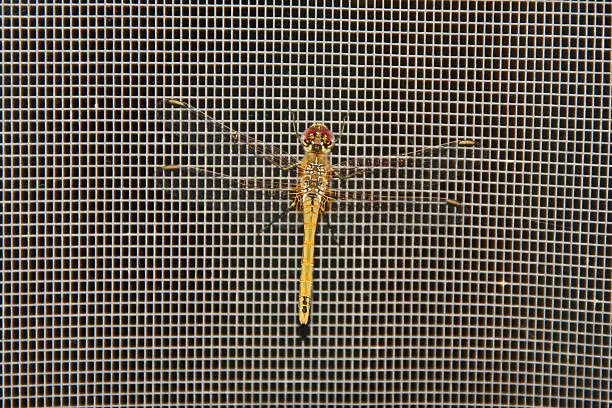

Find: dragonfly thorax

[302,123,335,152]
[296,160,333,210]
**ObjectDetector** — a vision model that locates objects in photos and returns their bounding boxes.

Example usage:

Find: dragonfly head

[302,123,335,152]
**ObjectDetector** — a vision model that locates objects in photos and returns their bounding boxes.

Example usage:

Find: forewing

[332,140,475,179]
[164,99,300,171]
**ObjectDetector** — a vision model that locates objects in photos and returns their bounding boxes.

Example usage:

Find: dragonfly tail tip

[299,324,309,339]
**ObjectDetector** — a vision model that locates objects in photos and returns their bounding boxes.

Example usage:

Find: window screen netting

[2,2,610,407]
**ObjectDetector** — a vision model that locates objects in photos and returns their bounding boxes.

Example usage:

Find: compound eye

[302,129,316,146]
[302,133,313,147]
[321,129,335,147]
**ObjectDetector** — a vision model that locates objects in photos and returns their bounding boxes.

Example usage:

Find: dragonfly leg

[258,201,296,234]
[331,168,357,181]
[324,215,340,246]
[289,110,301,138]
[282,111,302,171]
[281,161,301,172]
[337,114,349,143]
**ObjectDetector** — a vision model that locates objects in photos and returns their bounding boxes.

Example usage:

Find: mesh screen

[3,2,611,407]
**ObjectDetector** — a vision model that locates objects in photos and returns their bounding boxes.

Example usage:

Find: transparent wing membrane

[164,99,300,171]
[332,140,475,179]
[157,165,295,203]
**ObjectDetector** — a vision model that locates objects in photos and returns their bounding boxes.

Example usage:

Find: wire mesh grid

[2,2,611,407]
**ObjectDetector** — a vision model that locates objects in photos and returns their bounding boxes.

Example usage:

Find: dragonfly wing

[164,98,300,171]
[157,165,295,202]
[332,188,471,234]
[334,188,462,206]
[332,140,476,179]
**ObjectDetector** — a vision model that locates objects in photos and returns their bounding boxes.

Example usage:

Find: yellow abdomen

[298,197,321,338]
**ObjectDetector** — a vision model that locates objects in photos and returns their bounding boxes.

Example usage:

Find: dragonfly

[160,98,475,339]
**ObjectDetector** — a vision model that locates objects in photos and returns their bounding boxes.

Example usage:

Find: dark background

[2,2,610,407]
